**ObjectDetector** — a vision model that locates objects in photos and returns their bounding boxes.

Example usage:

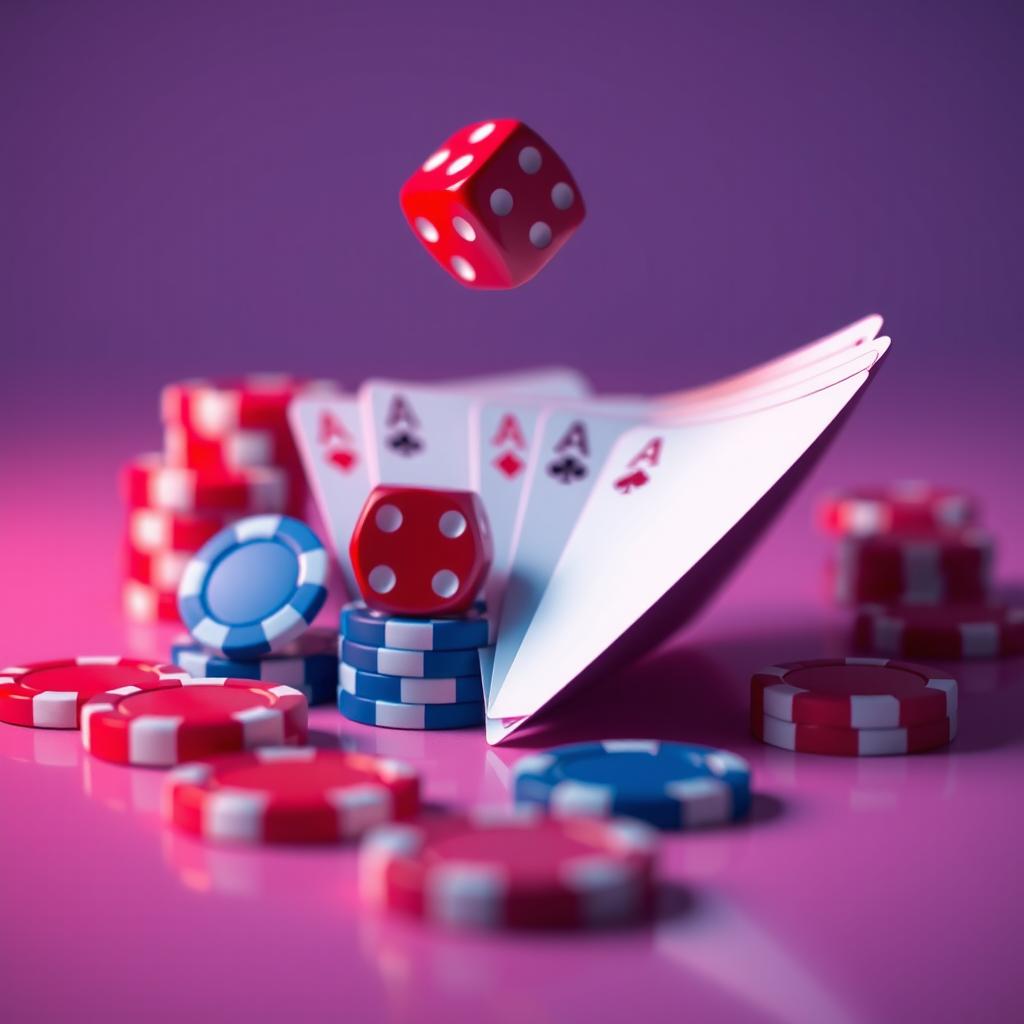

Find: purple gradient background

[2,3,1023,1023]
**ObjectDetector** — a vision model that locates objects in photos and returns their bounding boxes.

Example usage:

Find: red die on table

[399,118,586,290]
[350,487,493,616]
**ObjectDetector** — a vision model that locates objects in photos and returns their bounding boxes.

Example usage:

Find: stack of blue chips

[170,628,338,706]
[336,602,488,729]
[169,515,334,704]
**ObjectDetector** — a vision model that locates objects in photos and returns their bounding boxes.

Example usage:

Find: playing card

[288,393,372,597]
[483,400,649,711]
[469,399,544,623]
[486,336,890,734]
[650,314,883,416]
[652,341,887,427]
[359,368,591,488]
[291,368,589,598]
[469,394,652,624]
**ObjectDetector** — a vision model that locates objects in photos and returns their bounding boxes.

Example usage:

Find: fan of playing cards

[289,315,890,743]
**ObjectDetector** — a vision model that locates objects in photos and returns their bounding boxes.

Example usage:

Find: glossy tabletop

[1,424,1021,1024]
[4,2,1023,1020]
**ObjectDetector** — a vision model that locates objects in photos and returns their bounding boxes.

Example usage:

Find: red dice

[399,118,586,290]
[350,486,493,616]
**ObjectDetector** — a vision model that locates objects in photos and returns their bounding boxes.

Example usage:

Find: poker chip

[164,747,421,844]
[819,482,977,537]
[82,678,308,766]
[127,507,232,553]
[750,658,957,729]
[340,602,490,652]
[164,423,295,473]
[338,689,483,730]
[178,515,329,658]
[512,740,752,830]
[125,545,190,591]
[170,628,338,705]
[123,579,181,623]
[338,662,483,705]
[752,711,957,756]
[358,807,657,929]
[340,638,481,679]
[0,657,187,729]
[122,454,288,514]
[161,375,336,436]
[854,602,1024,659]
[834,529,993,605]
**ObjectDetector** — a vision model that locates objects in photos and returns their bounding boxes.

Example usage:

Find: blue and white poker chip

[338,662,483,705]
[340,602,489,651]
[513,740,752,830]
[170,628,338,705]
[340,638,481,679]
[177,515,328,658]
[337,688,484,730]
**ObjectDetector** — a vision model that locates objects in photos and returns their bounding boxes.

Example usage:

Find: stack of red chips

[119,374,336,623]
[818,482,989,606]
[818,481,1023,660]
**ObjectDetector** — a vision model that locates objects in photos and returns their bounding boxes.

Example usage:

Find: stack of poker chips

[749,657,959,756]
[171,629,339,708]
[168,514,336,706]
[120,374,336,623]
[337,602,489,729]
[818,481,1023,662]
[820,482,991,606]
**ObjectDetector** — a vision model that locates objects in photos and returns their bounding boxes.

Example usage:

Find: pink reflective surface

[1,428,1022,1024]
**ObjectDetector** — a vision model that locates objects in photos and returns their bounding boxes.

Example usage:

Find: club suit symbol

[546,455,587,484]
[387,432,423,456]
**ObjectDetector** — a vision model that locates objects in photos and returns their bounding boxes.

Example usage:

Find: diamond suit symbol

[494,451,525,479]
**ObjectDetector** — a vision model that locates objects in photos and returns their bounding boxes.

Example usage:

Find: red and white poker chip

[834,529,993,605]
[359,807,657,930]
[752,711,957,756]
[161,375,337,436]
[127,507,233,554]
[82,678,308,766]
[854,602,1024,660]
[163,423,301,474]
[0,657,187,729]
[819,482,976,537]
[121,454,289,514]
[125,545,191,591]
[122,579,181,624]
[164,747,421,844]
[750,658,957,730]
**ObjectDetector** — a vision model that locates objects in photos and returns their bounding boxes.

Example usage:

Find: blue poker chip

[340,638,481,679]
[512,740,752,830]
[337,688,483,730]
[340,601,489,652]
[338,662,482,705]
[170,628,338,705]
[177,515,329,658]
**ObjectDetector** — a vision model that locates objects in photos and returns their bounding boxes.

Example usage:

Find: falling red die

[349,486,494,616]
[400,119,586,290]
